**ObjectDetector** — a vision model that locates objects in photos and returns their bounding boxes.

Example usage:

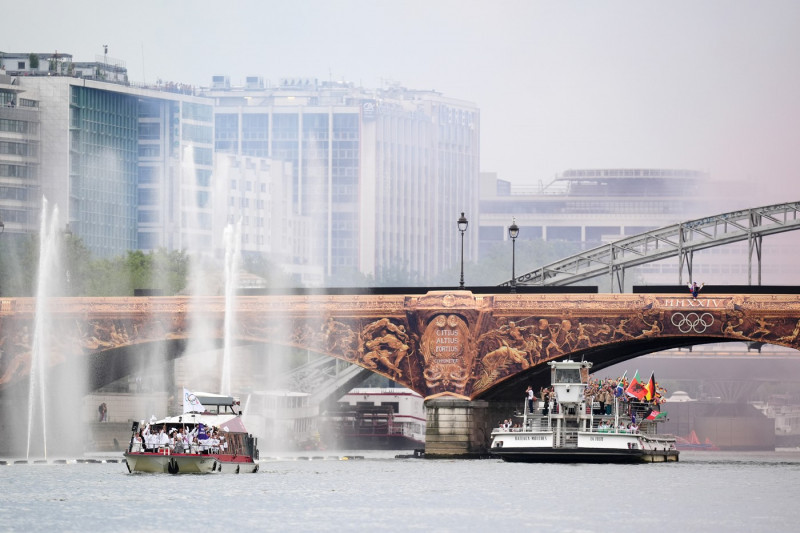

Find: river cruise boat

[124,391,259,474]
[321,388,426,450]
[490,360,679,463]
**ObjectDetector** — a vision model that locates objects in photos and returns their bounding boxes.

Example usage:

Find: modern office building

[479,168,713,285]
[3,53,480,283]
[214,153,299,278]
[1,53,218,258]
[0,73,39,235]
[479,169,796,286]
[201,77,480,281]
[480,168,709,249]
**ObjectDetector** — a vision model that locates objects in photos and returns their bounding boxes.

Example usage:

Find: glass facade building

[0,74,39,232]
[68,85,138,255]
[203,79,479,281]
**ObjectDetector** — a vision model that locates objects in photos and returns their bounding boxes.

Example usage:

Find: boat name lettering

[590,436,604,442]
[514,435,548,441]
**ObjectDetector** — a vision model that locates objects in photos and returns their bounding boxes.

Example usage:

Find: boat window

[554,368,581,383]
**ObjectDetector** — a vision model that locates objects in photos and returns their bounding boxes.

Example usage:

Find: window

[138,232,160,249]
[182,102,212,122]
[138,188,159,206]
[139,145,160,158]
[138,210,160,223]
[196,169,211,187]
[139,166,160,184]
[138,122,160,140]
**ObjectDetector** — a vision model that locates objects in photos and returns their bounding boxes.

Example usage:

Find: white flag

[183,389,205,413]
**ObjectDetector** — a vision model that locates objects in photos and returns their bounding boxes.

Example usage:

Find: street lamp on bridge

[457,212,468,288]
[508,218,519,292]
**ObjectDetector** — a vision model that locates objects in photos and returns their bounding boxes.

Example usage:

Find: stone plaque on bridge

[420,314,473,397]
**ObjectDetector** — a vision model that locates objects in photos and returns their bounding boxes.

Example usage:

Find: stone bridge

[2,290,799,402]
[4,289,800,456]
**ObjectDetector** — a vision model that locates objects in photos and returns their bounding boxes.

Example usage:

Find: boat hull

[124,452,258,474]
[493,447,679,463]
[490,430,679,463]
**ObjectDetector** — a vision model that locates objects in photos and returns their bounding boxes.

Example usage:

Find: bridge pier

[423,398,492,458]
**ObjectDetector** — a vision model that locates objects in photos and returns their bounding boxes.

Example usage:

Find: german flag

[644,373,656,402]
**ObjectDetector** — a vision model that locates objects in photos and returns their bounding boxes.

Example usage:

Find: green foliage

[0,233,38,296]
[240,252,294,288]
[374,258,423,287]
[28,53,39,69]
[324,266,374,288]
[0,230,190,296]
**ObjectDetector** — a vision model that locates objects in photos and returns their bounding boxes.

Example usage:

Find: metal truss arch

[502,201,800,291]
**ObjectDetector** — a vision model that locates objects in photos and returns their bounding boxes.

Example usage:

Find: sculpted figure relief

[357,318,412,380]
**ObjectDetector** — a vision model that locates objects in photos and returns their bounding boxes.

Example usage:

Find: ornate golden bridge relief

[1,292,800,399]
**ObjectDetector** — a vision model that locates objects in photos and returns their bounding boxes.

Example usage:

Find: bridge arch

[475,335,797,402]
[2,291,799,402]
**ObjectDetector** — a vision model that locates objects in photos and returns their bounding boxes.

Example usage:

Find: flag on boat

[645,408,667,420]
[626,370,647,400]
[644,372,657,402]
[183,388,206,413]
[615,371,627,397]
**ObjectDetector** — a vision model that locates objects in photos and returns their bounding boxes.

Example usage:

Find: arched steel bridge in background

[501,201,800,292]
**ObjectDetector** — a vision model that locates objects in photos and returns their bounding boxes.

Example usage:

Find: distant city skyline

[4,0,800,214]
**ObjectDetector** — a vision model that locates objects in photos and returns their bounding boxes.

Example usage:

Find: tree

[324,266,374,288]
[240,252,294,288]
[63,232,93,296]
[28,53,39,70]
[0,233,38,296]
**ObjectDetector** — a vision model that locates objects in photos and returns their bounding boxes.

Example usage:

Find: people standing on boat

[526,386,535,414]
[143,424,158,451]
[158,426,170,448]
[539,386,549,415]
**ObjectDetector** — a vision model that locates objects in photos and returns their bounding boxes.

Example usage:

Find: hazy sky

[5,0,800,209]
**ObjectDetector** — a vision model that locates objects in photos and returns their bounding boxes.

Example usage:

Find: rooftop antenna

[103,45,108,79]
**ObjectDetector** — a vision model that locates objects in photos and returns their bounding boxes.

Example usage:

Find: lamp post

[508,218,519,292]
[457,212,468,288]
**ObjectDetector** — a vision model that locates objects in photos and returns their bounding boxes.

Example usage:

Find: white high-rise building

[201,78,480,281]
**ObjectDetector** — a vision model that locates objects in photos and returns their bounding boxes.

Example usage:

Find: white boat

[490,360,679,463]
[322,388,426,450]
[124,392,259,474]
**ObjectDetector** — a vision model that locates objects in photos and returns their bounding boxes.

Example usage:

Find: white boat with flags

[123,389,259,474]
[490,360,679,463]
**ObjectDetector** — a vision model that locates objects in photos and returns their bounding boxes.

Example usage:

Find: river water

[2,450,799,532]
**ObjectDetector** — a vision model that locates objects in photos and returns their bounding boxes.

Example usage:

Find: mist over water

[23,198,88,459]
[26,199,60,458]
[221,220,242,396]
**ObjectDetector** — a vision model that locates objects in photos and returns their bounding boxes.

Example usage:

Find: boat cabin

[549,359,591,405]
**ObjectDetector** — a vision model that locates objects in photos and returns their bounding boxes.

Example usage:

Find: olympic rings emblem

[671,312,714,333]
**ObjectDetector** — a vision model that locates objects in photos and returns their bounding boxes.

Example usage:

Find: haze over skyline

[5,0,799,211]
